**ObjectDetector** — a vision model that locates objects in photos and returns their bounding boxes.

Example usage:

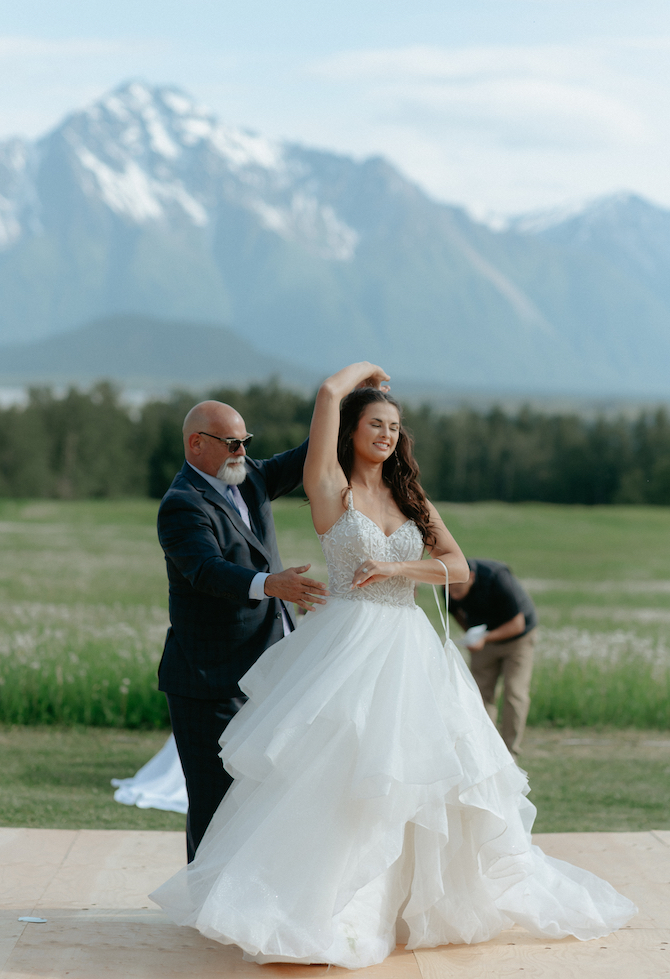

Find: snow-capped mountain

[510,193,670,307]
[2,80,670,396]
[1,82,359,262]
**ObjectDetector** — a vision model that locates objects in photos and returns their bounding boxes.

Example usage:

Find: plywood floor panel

[1,829,667,979]
[0,830,77,909]
[414,928,670,979]
[35,830,184,910]
[0,911,422,979]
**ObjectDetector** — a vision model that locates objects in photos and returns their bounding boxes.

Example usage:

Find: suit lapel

[238,476,263,538]
[183,464,272,564]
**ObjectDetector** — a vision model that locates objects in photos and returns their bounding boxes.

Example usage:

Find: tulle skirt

[150,597,636,970]
[111,733,187,814]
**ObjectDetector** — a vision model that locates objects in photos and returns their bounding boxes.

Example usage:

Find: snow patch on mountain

[75,145,208,225]
[251,193,359,260]
[92,81,285,175]
[162,91,199,116]
[145,113,180,160]
[0,138,32,250]
[0,197,22,249]
[506,196,596,235]
[208,126,284,173]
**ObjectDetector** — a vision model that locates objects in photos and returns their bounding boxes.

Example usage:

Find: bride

[150,362,635,969]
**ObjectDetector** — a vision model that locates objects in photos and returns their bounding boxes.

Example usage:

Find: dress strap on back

[346,488,354,510]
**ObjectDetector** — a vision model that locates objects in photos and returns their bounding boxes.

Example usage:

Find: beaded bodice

[318,495,424,609]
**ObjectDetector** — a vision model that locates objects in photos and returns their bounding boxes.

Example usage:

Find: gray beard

[217,458,247,485]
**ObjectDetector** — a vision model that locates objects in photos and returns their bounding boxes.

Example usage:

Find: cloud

[312,43,594,82]
[0,35,146,59]
[311,42,656,149]
[313,37,670,82]
[306,39,670,213]
[370,78,647,150]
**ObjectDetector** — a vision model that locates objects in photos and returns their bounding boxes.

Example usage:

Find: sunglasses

[198,432,254,452]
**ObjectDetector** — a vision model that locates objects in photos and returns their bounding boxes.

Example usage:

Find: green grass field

[2,725,668,834]
[434,502,670,728]
[0,499,170,727]
[1,497,669,728]
[0,496,669,831]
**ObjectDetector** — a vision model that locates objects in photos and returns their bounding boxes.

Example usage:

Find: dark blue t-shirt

[448,558,537,641]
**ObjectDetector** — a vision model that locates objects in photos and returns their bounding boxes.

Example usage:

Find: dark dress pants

[167,692,247,863]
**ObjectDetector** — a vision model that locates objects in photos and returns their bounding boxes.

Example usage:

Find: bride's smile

[351,402,400,463]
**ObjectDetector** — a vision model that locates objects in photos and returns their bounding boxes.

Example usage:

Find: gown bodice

[318,496,424,609]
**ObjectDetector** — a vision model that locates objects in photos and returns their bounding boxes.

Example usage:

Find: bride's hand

[351,560,395,588]
[354,363,391,392]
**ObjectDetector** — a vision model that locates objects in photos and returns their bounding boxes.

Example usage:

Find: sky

[1,0,670,218]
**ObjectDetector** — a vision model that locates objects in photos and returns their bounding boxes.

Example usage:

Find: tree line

[0,380,669,505]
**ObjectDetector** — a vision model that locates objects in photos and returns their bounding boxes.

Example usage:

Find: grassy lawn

[1,724,668,834]
[0,496,669,830]
[519,727,670,832]
[0,498,170,727]
[0,725,184,832]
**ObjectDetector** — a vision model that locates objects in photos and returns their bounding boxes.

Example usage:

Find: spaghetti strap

[432,559,450,644]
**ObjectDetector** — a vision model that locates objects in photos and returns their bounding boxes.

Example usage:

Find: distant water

[0,386,153,412]
[0,387,28,408]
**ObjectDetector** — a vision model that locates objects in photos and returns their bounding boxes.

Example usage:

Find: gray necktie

[225,484,253,532]
[224,485,240,514]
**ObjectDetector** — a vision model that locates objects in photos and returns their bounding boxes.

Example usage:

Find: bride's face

[352,402,401,464]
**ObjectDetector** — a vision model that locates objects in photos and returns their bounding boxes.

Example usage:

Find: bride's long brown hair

[337,388,436,547]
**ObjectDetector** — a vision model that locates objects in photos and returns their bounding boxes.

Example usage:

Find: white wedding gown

[150,497,636,969]
[111,734,188,814]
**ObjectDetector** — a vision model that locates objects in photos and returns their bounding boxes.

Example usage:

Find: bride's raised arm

[304,362,390,535]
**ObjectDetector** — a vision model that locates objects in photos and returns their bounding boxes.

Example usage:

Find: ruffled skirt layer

[150,598,636,970]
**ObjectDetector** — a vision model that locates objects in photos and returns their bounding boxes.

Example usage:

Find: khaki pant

[469,628,537,758]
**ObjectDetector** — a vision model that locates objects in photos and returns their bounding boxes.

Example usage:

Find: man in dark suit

[158,399,328,861]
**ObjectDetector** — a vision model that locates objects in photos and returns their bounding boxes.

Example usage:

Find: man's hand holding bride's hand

[350,560,394,589]
[264,565,330,611]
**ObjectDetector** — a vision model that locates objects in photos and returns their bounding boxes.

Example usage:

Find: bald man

[157,401,328,860]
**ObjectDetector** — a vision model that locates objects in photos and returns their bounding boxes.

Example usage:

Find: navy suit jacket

[157,441,308,699]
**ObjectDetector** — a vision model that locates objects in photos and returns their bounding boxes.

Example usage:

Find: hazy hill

[0,315,317,390]
[1,81,670,395]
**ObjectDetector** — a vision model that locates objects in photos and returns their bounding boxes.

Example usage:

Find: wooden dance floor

[0,827,667,978]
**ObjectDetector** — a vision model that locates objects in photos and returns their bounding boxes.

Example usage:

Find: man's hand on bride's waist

[264,565,330,611]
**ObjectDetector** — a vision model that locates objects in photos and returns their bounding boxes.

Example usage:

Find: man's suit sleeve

[255,440,308,501]
[158,496,257,605]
